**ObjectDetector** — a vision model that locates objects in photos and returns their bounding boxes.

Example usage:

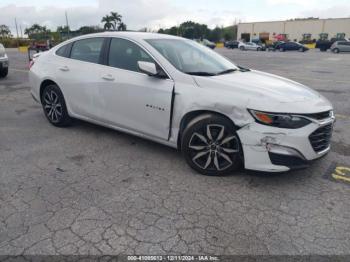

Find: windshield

[145,38,238,76]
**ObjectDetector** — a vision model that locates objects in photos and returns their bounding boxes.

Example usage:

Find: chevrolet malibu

[29,32,335,175]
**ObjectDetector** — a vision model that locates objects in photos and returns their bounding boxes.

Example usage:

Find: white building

[237,18,350,42]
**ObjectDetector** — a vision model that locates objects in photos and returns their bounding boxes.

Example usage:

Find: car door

[283,42,291,50]
[343,42,350,52]
[55,37,106,119]
[292,43,300,50]
[247,43,255,50]
[98,37,174,140]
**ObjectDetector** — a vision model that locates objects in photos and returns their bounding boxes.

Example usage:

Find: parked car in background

[238,42,263,51]
[29,32,334,175]
[0,43,9,78]
[224,40,239,49]
[251,39,267,51]
[315,34,348,52]
[331,41,350,53]
[274,42,309,52]
[267,41,285,51]
[202,39,216,49]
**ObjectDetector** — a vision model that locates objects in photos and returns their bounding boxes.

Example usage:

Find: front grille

[301,111,331,120]
[309,124,333,153]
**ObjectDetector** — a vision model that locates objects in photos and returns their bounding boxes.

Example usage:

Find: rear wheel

[181,114,243,176]
[298,47,304,52]
[240,46,245,51]
[257,47,261,51]
[279,47,284,52]
[41,84,72,127]
[0,68,8,78]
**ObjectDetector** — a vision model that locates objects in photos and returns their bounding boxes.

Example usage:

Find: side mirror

[138,61,157,76]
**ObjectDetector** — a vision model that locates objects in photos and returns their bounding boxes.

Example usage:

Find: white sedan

[29,32,334,175]
[0,43,9,78]
[238,42,263,51]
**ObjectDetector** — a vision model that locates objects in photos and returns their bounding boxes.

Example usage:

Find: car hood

[193,70,332,113]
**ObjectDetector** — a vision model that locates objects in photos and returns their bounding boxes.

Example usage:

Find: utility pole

[20,24,23,38]
[65,11,70,39]
[14,18,19,47]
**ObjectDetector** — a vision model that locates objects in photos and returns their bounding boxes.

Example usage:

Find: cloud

[0,0,348,35]
[266,0,317,7]
[301,4,350,18]
[0,0,244,35]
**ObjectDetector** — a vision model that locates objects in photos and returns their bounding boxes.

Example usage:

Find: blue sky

[1,0,349,33]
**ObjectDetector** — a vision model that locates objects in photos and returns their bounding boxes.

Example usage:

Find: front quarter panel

[170,80,254,145]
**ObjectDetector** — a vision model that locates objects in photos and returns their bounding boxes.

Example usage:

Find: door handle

[102,74,115,81]
[59,66,69,72]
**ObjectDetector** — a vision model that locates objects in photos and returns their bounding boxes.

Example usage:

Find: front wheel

[0,68,8,78]
[257,47,261,51]
[333,48,340,53]
[299,47,304,52]
[240,46,245,51]
[181,114,243,176]
[279,47,284,52]
[41,84,72,127]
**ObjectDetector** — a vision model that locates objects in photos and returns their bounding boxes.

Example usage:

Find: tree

[79,26,103,35]
[57,25,70,33]
[25,24,50,40]
[110,12,122,29]
[0,24,11,38]
[101,12,125,31]
[101,15,115,30]
[209,27,223,42]
[117,22,127,31]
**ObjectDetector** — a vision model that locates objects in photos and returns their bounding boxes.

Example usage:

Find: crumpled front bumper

[237,116,335,172]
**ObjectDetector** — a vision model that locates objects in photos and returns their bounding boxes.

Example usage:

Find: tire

[240,46,245,51]
[257,47,261,51]
[333,48,340,54]
[41,84,71,127]
[0,68,8,78]
[299,47,304,52]
[279,47,284,52]
[181,114,243,176]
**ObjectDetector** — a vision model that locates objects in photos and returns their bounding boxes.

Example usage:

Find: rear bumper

[237,116,335,172]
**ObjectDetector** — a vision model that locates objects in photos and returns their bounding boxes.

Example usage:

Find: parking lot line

[332,166,350,183]
[332,173,350,183]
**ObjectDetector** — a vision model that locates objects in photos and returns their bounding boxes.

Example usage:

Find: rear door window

[70,38,104,64]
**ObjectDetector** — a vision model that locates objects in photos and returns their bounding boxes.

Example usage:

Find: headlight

[248,109,311,129]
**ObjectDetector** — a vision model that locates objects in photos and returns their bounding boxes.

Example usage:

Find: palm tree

[110,12,122,29]
[101,15,114,31]
[0,24,11,38]
[117,22,127,31]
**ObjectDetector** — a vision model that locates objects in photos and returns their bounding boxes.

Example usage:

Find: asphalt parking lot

[0,48,350,256]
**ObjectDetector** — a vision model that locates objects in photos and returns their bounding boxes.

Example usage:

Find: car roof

[71,31,183,41]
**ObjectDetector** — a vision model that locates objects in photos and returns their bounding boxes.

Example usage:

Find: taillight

[29,60,34,69]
